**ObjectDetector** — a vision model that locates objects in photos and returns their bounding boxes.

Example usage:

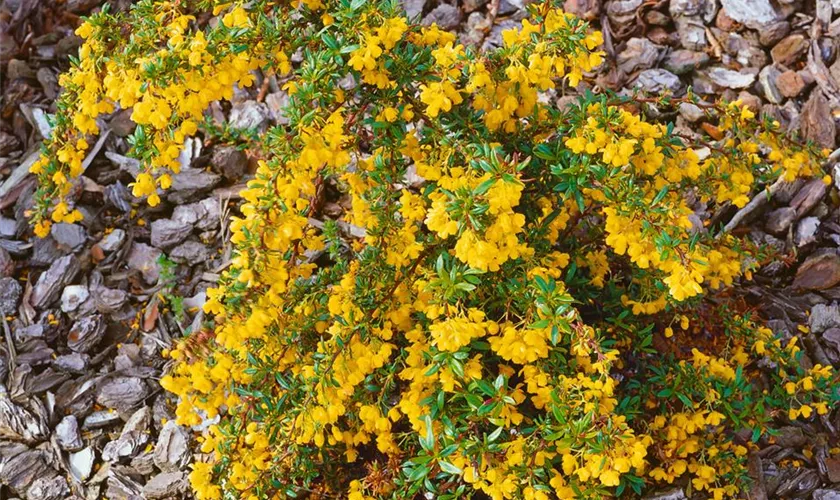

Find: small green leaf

[438,461,462,475]
[420,415,435,452]
[487,426,503,443]
[407,464,430,482]
[473,178,496,195]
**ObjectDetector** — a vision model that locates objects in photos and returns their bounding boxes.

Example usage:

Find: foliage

[158,252,187,324]
[31,0,840,498]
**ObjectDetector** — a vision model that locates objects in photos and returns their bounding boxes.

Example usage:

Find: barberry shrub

[31,0,840,498]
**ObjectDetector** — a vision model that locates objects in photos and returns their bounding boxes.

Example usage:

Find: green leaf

[677,393,694,409]
[449,358,465,378]
[407,464,430,482]
[487,426,503,443]
[477,401,496,416]
[616,480,626,496]
[420,415,435,452]
[476,380,495,396]
[574,190,585,213]
[529,319,550,329]
[464,393,483,409]
[533,275,549,292]
[473,177,496,195]
[534,144,555,161]
[438,461,462,475]
[340,43,360,54]
[439,444,459,458]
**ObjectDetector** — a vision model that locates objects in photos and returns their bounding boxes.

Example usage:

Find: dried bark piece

[669,0,715,50]
[706,67,756,89]
[25,367,70,394]
[167,168,222,204]
[69,447,95,482]
[775,468,820,497]
[607,0,643,26]
[759,65,783,104]
[55,415,84,451]
[150,219,192,250]
[106,467,144,500]
[143,471,187,499]
[96,377,149,413]
[643,488,688,500]
[50,223,86,253]
[634,69,683,93]
[771,34,809,67]
[83,410,122,430]
[67,314,106,353]
[56,377,98,418]
[794,252,840,291]
[747,453,768,500]
[170,240,212,266]
[765,207,796,235]
[790,178,828,217]
[617,38,662,75]
[759,21,790,47]
[153,421,190,472]
[30,255,80,309]
[777,70,807,97]
[0,393,49,444]
[825,457,840,483]
[25,474,69,500]
[0,276,22,315]
[0,449,51,493]
[0,247,13,277]
[421,4,462,30]
[94,287,129,314]
[807,41,840,107]
[720,0,778,29]
[210,145,248,181]
[563,0,599,20]
[808,303,840,334]
[664,49,710,75]
[127,242,162,285]
[801,91,836,149]
[102,408,151,463]
[173,198,221,231]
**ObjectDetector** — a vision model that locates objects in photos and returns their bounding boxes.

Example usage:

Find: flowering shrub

[32,0,840,498]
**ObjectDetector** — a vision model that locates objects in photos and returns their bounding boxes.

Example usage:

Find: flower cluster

[36,0,839,499]
[30,0,265,233]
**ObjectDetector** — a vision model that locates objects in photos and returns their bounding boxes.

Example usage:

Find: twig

[256,72,272,103]
[720,177,785,234]
[82,129,111,173]
[2,315,16,373]
[722,146,840,234]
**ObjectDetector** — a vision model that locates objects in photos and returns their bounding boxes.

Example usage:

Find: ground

[1,0,840,498]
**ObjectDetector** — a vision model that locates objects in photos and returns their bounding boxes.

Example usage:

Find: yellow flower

[419,80,462,117]
[349,35,383,71]
[799,404,813,419]
[75,22,94,39]
[221,7,249,28]
[34,220,51,238]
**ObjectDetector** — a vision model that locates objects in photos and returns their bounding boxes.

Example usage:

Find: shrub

[32,0,840,498]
